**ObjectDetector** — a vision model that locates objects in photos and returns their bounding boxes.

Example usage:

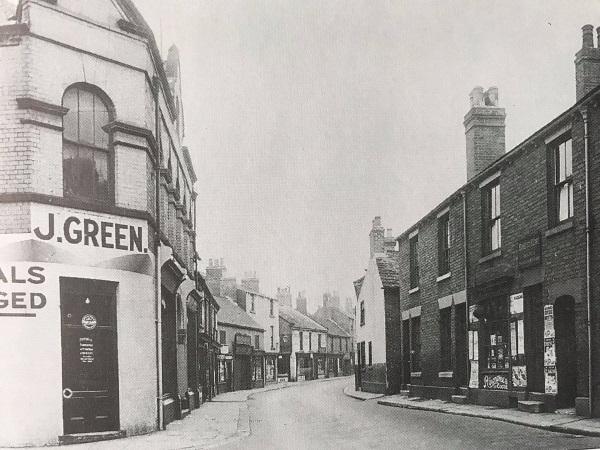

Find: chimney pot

[373,216,382,228]
[386,228,392,237]
[583,24,594,48]
[597,27,600,48]
[484,87,499,106]
[469,86,484,107]
[220,258,224,267]
[209,259,213,267]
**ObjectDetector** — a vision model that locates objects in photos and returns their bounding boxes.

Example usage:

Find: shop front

[468,278,548,408]
[265,354,278,384]
[0,205,157,447]
[217,354,233,394]
[315,354,327,379]
[296,353,313,381]
[252,351,265,389]
[233,334,253,390]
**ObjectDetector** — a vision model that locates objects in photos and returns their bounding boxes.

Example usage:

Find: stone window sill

[410,371,422,378]
[438,371,453,378]
[436,272,451,283]
[545,219,574,238]
[479,249,501,264]
[408,287,420,295]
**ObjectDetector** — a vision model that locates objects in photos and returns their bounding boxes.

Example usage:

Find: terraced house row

[355,24,600,418]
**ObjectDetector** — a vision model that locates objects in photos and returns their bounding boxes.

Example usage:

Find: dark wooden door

[61,279,119,435]
[554,296,577,408]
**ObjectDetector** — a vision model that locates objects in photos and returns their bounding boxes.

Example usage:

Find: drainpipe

[154,76,164,430]
[462,190,469,389]
[582,106,593,417]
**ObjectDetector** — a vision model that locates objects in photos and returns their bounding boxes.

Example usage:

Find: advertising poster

[510,322,517,355]
[512,365,527,387]
[510,293,524,315]
[545,367,558,394]
[544,304,555,338]
[469,361,479,388]
[544,338,556,367]
[469,305,478,323]
[517,319,525,354]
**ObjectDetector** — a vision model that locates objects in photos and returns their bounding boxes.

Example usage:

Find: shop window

[62,84,113,203]
[440,307,452,371]
[549,135,574,224]
[438,212,451,276]
[480,297,509,370]
[360,301,365,326]
[410,316,421,371]
[409,234,419,289]
[482,180,501,254]
[318,333,322,349]
[299,331,303,351]
[254,334,260,350]
[219,361,226,383]
[219,330,226,345]
[270,325,275,350]
[368,341,373,366]
[309,332,312,351]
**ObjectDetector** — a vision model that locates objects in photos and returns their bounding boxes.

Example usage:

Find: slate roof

[279,306,327,332]
[312,316,349,338]
[215,296,263,332]
[376,255,400,288]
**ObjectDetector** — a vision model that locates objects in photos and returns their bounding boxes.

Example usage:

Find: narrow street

[226,378,600,450]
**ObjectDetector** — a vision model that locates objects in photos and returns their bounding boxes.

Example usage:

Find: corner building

[0,0,203,446]
[396,25,600,417]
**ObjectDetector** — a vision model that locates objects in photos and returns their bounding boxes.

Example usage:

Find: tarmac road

[224,377,600,450]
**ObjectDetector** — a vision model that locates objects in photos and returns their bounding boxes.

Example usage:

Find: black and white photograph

[3,0,600,449]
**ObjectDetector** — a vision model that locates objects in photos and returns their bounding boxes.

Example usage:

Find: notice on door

[79,337,94,363]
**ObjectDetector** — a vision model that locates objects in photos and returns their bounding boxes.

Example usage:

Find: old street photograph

[5,1,600,449]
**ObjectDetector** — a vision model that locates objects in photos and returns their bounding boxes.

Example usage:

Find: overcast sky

[132,0,599,313]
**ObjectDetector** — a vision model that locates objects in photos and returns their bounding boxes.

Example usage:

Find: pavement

[24,377,341,450]
[344,385,600,438]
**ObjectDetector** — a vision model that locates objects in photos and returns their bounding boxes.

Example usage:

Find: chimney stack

[369,216,385,257]
[277,286,293,307]
[464,86,506,181]
[241,271,260,293]
[296,291,307,315]
[575,25,600,101]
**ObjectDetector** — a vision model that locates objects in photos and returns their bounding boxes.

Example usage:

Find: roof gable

[279,306,327,332]
[215,296,263,331]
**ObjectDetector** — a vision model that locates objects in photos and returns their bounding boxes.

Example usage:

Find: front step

[518,400,544,413]
[399,389,410,397]
[59,431,126,445]
[451,395,468,405]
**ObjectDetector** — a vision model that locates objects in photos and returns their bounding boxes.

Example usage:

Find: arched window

[62,85,113,203]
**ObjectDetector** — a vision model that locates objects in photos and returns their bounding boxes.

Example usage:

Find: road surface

[225,377,600,450]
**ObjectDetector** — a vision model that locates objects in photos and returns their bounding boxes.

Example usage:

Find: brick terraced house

[393,25,600,418]
[0,0,216,446]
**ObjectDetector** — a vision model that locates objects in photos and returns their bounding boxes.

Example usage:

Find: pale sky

[132,0,599,313]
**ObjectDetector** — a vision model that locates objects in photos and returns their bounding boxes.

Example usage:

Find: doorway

[60,278,119,435]
[554,296,577,408]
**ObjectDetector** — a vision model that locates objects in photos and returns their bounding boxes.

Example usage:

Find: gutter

[581,106,593,417]
[153,76,164,431]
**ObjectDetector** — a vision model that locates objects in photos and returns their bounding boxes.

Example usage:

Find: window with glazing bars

[438,212,450,276]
